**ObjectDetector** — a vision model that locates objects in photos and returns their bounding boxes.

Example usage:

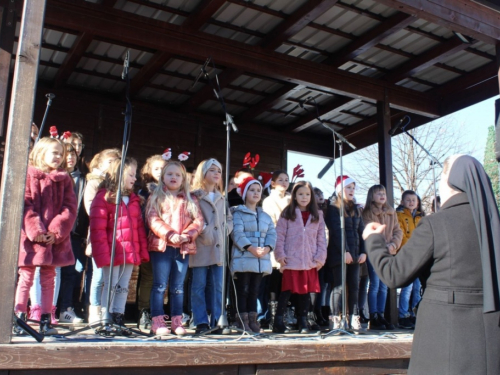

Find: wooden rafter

[129,51,173,96]
[183,0,227,30]
[226,0,287,19]
[384,36,471,83]
[433,61,497,96]
[53,31,93,88]
[323,12,416,67]
[260,0,339,50]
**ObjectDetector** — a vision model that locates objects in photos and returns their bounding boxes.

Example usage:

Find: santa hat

[178,151,190,161]
[258,172,273,191]
[237,176,262,202]
[335,175,355,194]
[61,131,72,140]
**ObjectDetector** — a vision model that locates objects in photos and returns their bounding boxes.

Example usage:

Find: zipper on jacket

[124,202,139,265]
[256,210,261,273]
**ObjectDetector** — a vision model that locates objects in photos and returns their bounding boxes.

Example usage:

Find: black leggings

[329,263,360,316]
[234,272,263,313]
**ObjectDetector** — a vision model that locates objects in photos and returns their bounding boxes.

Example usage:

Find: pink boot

[151,315,170,336]
[171,315,187,335]
[28,305,41,322]
[51,306,58,325]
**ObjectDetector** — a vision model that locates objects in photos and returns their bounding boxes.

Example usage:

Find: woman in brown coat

[363,155,500,374]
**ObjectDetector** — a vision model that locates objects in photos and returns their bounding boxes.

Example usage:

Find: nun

[363,154,500,375]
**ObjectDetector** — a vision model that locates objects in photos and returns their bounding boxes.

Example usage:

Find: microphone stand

[398,117,442,213]
[299,99,357,337]
[35,93,55,143]
[191,58,248,336]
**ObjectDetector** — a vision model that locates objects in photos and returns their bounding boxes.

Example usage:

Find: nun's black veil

[448,155,500,313]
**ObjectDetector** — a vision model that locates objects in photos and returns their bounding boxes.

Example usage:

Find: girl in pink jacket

[272,181,327,334]
[14,138,77,336]
[146,161,204,336]
[89,157,149,331]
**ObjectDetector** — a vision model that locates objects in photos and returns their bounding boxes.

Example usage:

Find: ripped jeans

[150,247,189,318]
[101,264,134,314]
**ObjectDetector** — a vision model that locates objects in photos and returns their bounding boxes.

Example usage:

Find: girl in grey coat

[230,177,277,333]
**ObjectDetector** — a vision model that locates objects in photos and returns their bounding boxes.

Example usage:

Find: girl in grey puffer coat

[229,177,277,333]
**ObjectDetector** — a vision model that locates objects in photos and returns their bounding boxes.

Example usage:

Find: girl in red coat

[14,137,77,336]
[89,157,149,330]
[146,161,204,336]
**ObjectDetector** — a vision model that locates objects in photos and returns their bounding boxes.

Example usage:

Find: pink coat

[90,189,149,268]
[146,192,204,255]
[20,166,77,267]
[274,208,327,271]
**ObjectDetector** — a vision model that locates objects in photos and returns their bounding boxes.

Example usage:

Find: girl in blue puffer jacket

[230,177,276,333]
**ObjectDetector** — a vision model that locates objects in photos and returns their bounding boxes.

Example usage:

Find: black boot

[359,308,370,324]
[377,313,395,330]
[306,312,320,332]
[369,313,386,330]
[272,315,288,333]
[268,301,278,330]
[137,308,152,330]
[298,316,311,334]
[315,307,328,326]
[13,312,27,335]
[39,313,57,335]
[273,291,291,333]
[112,312,131,336]
[298,294,312,334]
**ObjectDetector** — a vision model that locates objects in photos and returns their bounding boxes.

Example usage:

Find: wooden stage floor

[0,324,413,374]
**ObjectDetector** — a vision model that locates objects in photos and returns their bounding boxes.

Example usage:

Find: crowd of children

[13,131,427,336]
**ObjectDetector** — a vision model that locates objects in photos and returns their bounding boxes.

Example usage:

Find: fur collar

[28,166,69,182]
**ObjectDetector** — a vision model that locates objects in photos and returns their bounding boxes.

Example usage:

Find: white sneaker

[329,315,341,330]
[59,307,84,323]
[350,314,361,330]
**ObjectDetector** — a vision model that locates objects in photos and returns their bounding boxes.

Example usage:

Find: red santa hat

[237,176,262,202]
[258,172,273,191]
[49,126,59,138]
[162,148,172,161]
[61,131,72,140]
[335,175,355,194]
[178,151,190,161]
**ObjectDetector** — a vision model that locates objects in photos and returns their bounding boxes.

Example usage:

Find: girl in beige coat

[189,159,233,334]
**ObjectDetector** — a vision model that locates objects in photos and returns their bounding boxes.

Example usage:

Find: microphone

[121,50,130,80]
[45,93,55,100]
[192,57,211,89]
[299,96,313,109]
[388,116,406,136]
[317,159,334,179]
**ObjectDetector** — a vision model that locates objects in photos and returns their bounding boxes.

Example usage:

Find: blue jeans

[367,260,388,315]
[410,278,422,316]
[150,247,189,318]
[191,265,223,327]
[90,257,104,306]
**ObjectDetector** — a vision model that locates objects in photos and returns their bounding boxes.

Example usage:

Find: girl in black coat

[325,176,366,330]
[364,155,500,375]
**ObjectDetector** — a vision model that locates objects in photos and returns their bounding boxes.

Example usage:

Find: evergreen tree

[483,125,500,209]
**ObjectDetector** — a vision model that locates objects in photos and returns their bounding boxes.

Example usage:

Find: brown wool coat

[362,204,403,251]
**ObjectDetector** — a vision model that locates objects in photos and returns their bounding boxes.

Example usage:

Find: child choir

[13,133,425,336]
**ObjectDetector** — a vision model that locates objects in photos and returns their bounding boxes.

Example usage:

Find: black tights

[276,290,310,317]
[329,263,360,316]
[234,272,263,313]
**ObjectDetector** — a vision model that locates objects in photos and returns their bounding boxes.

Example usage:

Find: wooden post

[377,91,399,326]
[0,0,17,135]
[0,0,47,344]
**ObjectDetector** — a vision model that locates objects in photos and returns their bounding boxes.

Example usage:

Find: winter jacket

[274,208,327,272]
[19,166,77,267]
[396,207,423,248]
[362,204,403,251]
[262,190,291,268]
[71,168,89,238]
[189,189,233,268]
[325,200,365,267]
[89,189,149,268]
[146,191,204,255]
[365,193,500,375]
[230,205,276,275]
[84,170,105,215]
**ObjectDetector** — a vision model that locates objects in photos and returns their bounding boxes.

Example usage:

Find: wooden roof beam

[433,61,498,96]
[286,97,361,133]
[226,0,287,19]
[323,12,416,67]
[260,0,339,50]
[183,0,227,30]
[130,51,174,96]
[43,1,441,118]
[384,35,471,83]
[53,31,93,88]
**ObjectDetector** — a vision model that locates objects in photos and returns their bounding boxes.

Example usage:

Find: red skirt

[281,269,320,294]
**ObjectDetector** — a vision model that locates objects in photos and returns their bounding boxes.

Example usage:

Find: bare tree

[342,116,476,213]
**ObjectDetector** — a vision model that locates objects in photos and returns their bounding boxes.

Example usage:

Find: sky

[288,95,499,201]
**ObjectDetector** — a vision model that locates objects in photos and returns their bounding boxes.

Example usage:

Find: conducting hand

[362,222,386,240]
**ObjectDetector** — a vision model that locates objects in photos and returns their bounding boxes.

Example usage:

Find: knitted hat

[202,158,222,176]
[237,176,262,202]
[335,175,355,194]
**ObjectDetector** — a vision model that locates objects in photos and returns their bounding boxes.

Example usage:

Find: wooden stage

[0,326,412,374]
